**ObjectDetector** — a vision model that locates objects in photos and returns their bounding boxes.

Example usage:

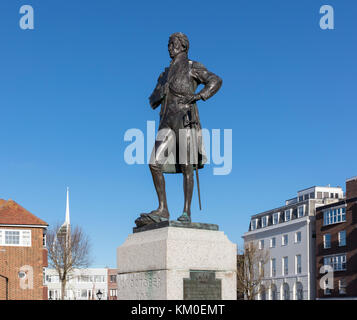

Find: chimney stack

[346,176,357,199]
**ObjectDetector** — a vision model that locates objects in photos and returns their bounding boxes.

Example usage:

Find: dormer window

[261,216,268,228]
[272,212,279,225]
[285,209,292,222]
[251,219,258,231]
[298,205,305,218]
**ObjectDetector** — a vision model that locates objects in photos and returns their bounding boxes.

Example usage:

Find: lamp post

[96,289,103,300]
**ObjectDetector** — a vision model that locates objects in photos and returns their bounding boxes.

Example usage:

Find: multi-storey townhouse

[243,185,343,300]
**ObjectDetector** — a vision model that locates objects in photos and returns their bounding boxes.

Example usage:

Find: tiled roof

[0,199,48,226]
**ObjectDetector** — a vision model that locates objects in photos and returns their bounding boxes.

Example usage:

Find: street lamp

[96,290,103,300]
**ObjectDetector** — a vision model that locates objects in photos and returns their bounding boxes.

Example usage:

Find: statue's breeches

[149,118,207,174]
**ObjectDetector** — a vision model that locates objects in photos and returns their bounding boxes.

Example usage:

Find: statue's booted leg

[147,163,169,218]
[135,163,170,227]
[177,164,193,223]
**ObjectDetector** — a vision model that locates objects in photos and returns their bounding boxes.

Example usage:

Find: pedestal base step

[133,220,219,233]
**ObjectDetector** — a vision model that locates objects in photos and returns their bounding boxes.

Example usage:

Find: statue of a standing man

[136,32,222,227]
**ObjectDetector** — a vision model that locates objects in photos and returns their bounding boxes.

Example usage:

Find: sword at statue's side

[190,116,202,211]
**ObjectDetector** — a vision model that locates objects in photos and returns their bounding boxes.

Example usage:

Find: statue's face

[168,36,184,59]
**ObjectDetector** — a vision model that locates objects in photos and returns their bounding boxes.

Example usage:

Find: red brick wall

[107,269,118,300]
[0,226,47,300]
[316,179,357,298]
[346,178,357,199]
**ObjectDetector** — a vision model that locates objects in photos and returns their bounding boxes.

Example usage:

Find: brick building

[107,268,118,300]
[316,177,357,299]
[0,199,48,300]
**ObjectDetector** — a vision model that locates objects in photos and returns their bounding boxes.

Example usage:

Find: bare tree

[237,241,269,300]
[46,223,91,300]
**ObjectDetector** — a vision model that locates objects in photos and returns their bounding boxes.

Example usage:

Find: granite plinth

[117,225,237,300]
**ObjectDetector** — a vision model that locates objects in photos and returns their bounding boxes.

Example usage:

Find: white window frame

[295,231,302,243]
[323,206,346,226]
[284,209,292,222]
[323,254,347,271]
[271,258,276,277]
[261,216,268,228]
[270,237,276,248]
[282,257,288,275]
[323,234,331,249]
[110,289,118,297]
[282,234,288,246]
[295,255,302,274]
[0,229,32,247]
[338,230,346,247]
[251,219,258,231]
[259,240,264,250]
[272,212,280,225]
[298,205,305,218]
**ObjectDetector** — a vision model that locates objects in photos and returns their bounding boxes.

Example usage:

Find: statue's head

[168,32,189,59]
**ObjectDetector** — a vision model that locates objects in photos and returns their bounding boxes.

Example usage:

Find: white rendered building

[242,186,344,300]
[45,268,109,300]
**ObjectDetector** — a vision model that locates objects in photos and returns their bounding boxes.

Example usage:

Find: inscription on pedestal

[183,271,221,300]
[118,271,162,299]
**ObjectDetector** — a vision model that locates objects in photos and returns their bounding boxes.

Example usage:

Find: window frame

[338,230,346,247]
[284,209,292,222]
[0,229,32,247]
[259,239,264,250]
[295,255,302,274]
[323,234,331,249]
[270,237,276,248]
[282,234,288,246]
[251,219,258,231]
[272,212,280,225]
[295,231,302,243]
[339,279,346,295]
[323,254,347,271]
[283,256,288,275]
[297,205,305,218]
[271,258,276,277]
[323,206,346,226]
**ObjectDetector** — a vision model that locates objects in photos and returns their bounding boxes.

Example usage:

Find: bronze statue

[136,32,222,227]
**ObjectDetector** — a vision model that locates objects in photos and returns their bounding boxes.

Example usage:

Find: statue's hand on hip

[179,93,201,105]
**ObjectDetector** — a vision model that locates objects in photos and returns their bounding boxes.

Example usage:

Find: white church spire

[65,187,70,225]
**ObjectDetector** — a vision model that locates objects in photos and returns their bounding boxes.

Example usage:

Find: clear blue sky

[0,1,356,267]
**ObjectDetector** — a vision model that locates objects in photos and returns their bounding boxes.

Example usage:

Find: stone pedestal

[116,222,237,300]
